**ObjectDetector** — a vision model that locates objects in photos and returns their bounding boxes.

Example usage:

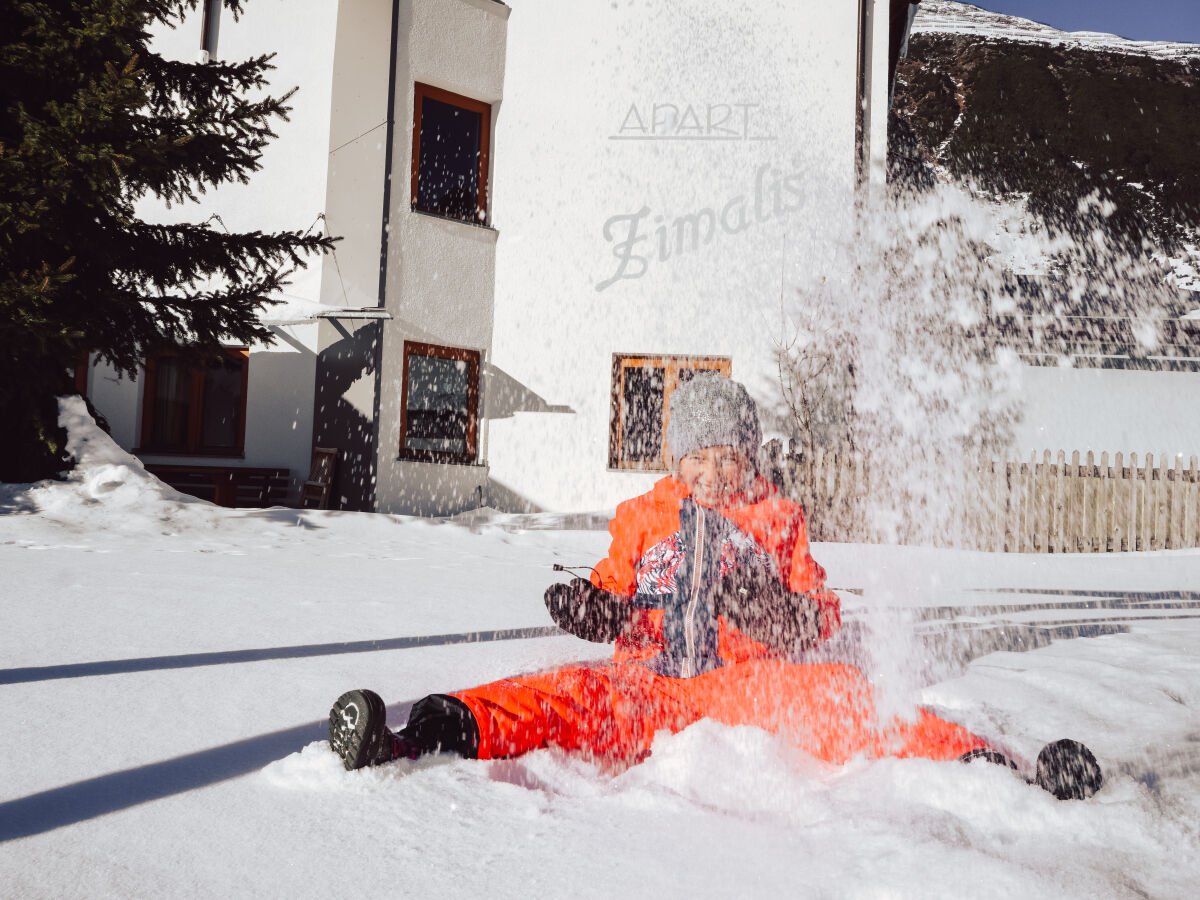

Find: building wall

[370,0,510,516]
[485,0,885,512]
[311,0,396,511]
[1011,365,1200,460]
[85,325,319,502]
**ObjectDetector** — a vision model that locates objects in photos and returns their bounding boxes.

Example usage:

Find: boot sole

[329,689,387,771]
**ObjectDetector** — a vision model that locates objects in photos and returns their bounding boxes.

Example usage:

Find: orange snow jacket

[591,474,841,668]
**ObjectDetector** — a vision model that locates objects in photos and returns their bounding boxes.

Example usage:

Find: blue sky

[971,1,1200,44]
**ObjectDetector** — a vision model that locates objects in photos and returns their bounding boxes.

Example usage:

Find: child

[327,374,1101,799]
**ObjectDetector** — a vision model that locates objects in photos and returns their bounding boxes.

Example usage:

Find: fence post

[1144,452,1153,551]
[1002,460,1013,552]
[1050,450,1064,553]
[1166,455,1179,550]
[1023,450,1035,552]
[1118,451,1131,552]
[1190,456,1200,550]
[1067,450,1081,552]
[1084,448,1094,549]
[1098,451,1111,553]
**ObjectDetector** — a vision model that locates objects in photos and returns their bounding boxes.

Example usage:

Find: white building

[82,0,933,512]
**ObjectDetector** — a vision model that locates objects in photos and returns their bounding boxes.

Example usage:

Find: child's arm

[590,495,652,597]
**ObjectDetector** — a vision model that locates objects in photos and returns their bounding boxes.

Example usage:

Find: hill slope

[891,1,1200,310]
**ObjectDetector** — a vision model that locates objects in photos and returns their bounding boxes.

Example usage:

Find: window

[139,349,249,454]
[609,354,732,471]
[411,83,491,224]
[399,341,480,464]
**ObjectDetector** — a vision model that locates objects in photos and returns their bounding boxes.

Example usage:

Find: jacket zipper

[683,505,705,677]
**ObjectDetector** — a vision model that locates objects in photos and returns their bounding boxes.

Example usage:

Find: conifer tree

[0,0,334,481]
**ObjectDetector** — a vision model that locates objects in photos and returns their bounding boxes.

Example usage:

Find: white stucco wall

[486,0,875,512]
[138,0,337,303]
[372,0,510,516]
[320,0,394,311]
[1010,365,1200,461]
[85,325,318,501]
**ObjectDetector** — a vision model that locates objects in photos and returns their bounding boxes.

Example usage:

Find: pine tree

[0,0,334,481]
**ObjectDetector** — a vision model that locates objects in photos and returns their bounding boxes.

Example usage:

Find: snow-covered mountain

[912,0,1200,62]
[892,1,1200,309]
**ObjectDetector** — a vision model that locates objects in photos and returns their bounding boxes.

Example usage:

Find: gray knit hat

[665,373,761,463]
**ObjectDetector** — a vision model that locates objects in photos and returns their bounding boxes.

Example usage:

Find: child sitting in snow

[326,373,1101,800]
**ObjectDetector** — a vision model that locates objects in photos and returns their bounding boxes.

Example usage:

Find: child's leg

[691,659,991,765]
[399,694,480,757]
[449,663,702,760]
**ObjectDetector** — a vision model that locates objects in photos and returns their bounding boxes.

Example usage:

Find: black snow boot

[1035,739,1103,800]
[329,689,409,771]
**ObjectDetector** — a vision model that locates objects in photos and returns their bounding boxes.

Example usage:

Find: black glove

[713,568,821,655]
[544,578,628,644]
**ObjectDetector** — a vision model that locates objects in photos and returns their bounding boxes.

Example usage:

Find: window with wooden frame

[139,349,249,454]
[609,354,732,471]
[411,82,491,224]
[398,341,480,464]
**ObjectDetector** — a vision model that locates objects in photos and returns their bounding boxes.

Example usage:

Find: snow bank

[0,397,228,536]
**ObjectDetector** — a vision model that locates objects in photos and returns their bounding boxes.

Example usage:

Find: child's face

[676,445,753,508]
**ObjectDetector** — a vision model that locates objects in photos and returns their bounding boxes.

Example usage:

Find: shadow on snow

[0,626,566,686]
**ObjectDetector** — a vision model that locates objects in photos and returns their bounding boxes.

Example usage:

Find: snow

[913,1,1200,62]
[2,399,1199,897]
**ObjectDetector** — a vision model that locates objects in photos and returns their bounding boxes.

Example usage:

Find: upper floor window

[609,354,732,471]
[411,83,491,224]
[140,348,249,454]
[398,341,480,464]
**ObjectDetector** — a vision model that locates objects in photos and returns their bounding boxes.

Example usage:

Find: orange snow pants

[450,659,990,764]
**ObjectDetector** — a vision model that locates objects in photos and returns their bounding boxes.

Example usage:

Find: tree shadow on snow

[0,484,38,514]
[0,626,567,686]
[0,694,427,843]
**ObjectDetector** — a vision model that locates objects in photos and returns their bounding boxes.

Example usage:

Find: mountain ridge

[892,0,1200,311]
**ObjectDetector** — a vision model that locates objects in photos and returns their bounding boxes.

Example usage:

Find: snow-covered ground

[2,401,1199,898]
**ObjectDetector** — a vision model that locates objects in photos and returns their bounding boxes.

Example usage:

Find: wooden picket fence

[760,443,1200,553]
[996,451,1200,553]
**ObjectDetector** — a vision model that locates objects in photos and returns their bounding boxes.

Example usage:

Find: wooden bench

[145,464,291,508]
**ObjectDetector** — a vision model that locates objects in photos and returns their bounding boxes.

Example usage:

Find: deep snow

[1,400,1199,898]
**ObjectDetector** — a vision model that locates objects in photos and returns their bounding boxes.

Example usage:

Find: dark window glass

[620,367,665,462]
[142,350,247,454]
[150,358,190,451]
[405,354,471,455]
[416,97,482,221]
[200,357,243,450]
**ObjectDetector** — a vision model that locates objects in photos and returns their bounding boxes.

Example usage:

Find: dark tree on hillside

[893,34,1200,264]
[0,0,334,482]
